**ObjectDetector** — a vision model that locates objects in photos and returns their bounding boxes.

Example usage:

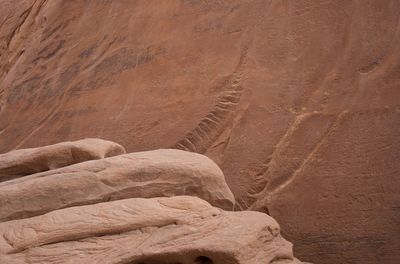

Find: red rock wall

[1,1,399,263]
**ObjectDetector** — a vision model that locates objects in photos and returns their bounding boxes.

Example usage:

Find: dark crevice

[194,256,214,264]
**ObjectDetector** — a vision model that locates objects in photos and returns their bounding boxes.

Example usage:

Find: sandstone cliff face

[0,1,399,263]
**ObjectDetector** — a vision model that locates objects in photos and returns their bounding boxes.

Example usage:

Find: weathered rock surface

[0,196,302,264]
[1,1,399,263]
[0,148,235,222]
[0,142,304,264]
[0,138,125,182]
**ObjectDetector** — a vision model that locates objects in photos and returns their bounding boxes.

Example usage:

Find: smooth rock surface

[0,138,125,182]
[1,1,399,263]
[0,148,235,222]
[0,196,303,264]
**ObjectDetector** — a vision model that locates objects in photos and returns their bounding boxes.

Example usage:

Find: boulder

[0,149,235,222]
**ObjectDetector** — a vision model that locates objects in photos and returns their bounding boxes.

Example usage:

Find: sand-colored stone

[0,138,125,182]
[0,148,235,222]
[0,142,304,264]
[0,196,302,264]
[1,1,399,263]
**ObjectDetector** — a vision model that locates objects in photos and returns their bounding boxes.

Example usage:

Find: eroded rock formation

[1,1,399,263]
[0,146,235,222]
[0,138,125,182]
[0,140,303,264]
[0,197,304,264]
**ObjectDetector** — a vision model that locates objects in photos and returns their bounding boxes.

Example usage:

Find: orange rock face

[0,1,399,263]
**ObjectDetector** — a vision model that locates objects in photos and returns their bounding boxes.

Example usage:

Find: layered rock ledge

[0,139,305,264]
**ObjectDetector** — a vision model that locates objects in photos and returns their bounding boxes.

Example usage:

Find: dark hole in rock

[194,256,213,264]
[135,261,182,264]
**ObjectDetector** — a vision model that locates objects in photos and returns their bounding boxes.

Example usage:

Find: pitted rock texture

[0,141,304,264]
[0,138,125,182]
[0,148,235,222]
[1,1,400,263]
